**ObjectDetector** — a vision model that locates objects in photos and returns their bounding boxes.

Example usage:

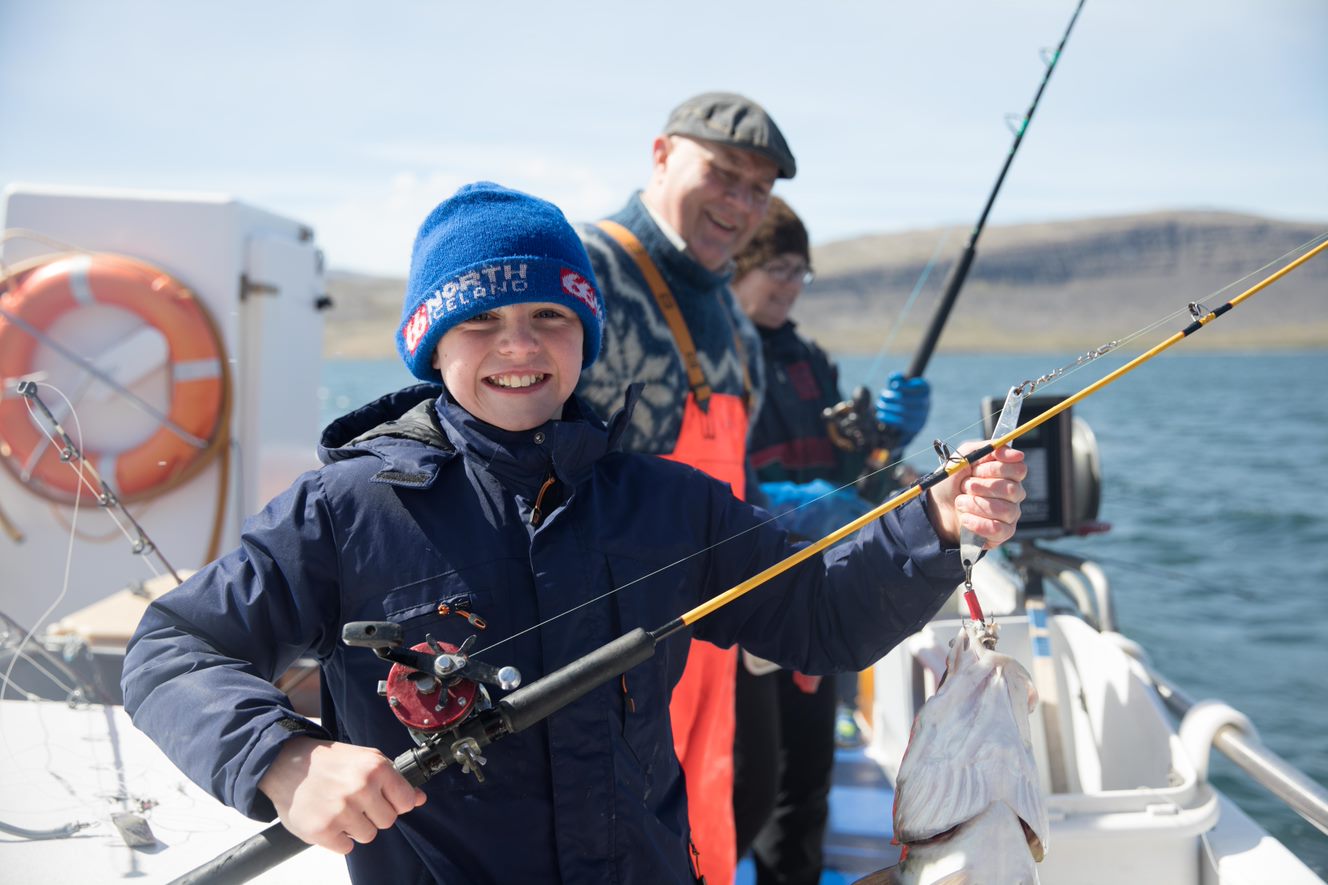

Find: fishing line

[1,646,82,698]
[476,233,1328,654]
[0,380,165,750]
[666,235,1328,632]
[0,228,86,268]
[861,227,955,386]
[0,387,92,815]
[0,387,88,708]
[859,229,1328,489]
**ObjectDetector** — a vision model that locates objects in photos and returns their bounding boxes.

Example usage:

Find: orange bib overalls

[597,221,753,884]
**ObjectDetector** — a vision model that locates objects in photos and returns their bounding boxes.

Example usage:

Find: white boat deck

[0,700,350,884]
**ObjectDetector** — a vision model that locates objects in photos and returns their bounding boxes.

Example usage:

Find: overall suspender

[595,220,752,411]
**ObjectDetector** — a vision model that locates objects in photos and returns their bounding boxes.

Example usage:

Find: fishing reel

[342,621,521,782]
[823,386,908,502]
[822,385,880,454]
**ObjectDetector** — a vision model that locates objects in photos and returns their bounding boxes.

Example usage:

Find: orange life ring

[0,252,227,503]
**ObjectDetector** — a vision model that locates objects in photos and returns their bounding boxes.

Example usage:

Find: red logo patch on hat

[403,303,431,354]
[561,269,600,317]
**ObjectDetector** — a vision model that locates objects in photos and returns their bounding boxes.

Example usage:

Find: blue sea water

[321,350,1328,877]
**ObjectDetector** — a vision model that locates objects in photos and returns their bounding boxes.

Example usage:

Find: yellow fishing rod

[179,238,1326,884]
[660,235,1328,635]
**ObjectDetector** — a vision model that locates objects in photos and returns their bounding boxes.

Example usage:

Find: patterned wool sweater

[576,193,764,456]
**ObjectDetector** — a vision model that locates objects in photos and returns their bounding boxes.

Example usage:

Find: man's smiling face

[643,135,779,272]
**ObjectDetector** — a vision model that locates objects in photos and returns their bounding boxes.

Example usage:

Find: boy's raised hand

[925,444,1027,548]
[259,736,427,854]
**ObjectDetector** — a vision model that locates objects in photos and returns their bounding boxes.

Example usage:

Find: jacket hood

[319,383,446,454]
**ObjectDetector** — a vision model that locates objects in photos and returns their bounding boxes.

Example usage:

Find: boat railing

[1018,544,1328,838]
[1148,664,1328,838]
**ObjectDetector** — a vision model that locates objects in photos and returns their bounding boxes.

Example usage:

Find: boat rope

[477,233,1328,657]
[0,381,196,712]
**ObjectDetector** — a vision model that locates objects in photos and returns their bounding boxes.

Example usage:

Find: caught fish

[858,621,1049,885]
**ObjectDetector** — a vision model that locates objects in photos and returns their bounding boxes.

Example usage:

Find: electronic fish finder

[981,394,1104,540]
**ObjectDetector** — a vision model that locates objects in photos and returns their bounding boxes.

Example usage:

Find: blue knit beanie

[396,182,604,382]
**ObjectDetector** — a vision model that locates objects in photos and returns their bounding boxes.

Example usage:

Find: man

[574,92,794,884]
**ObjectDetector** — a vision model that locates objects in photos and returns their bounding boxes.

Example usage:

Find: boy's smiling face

[433,302,583,431]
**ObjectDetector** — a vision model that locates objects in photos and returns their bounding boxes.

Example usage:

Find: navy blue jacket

[749,320,861,486]
[122,385,962,884]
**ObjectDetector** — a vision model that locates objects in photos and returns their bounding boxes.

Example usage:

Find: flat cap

[663,92,796,179]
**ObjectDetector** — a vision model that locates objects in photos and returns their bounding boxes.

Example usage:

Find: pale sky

[2,0,1325,276]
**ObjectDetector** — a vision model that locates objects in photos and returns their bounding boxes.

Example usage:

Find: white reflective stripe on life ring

[68,254,97,306]
[173,358,222,382]
[98,452,118,489]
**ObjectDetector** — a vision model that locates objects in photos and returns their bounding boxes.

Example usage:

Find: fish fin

[1021,816,1047,862]
[893,666,1003,840]
[894,627,1050,847]
[1003,659,1051,857]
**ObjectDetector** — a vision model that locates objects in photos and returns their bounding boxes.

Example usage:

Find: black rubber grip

[168,822,306,885]
[499,628,656,734]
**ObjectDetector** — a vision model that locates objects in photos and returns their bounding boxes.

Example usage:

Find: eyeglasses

[760,260,814,285]
[686,138,776,209]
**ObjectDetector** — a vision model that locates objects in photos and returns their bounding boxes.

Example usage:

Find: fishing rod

[172,237,1326,884]
[907,0,1085,380]
[835,0,1087,478]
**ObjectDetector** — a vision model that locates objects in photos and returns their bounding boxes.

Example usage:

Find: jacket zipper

[436,594,487,630]
[530,473,557,527]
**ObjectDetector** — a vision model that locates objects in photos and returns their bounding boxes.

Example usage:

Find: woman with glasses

[732,197,930,512]
[730,197,930,885]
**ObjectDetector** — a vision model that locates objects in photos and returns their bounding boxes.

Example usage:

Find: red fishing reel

[343,622,521,776]
[381,639,482,734]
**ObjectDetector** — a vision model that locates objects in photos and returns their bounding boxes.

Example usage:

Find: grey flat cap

[663,92,796,179]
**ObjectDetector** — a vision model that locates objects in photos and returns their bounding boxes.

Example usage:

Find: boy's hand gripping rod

[170,239,1326,884]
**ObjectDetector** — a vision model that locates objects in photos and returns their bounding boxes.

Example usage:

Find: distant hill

[323,211,1327,358]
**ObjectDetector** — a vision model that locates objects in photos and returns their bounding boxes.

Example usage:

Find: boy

[122,182,1026,884]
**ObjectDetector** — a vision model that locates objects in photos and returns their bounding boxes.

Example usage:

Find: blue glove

[875,372,930,448]
[759,480,873,540]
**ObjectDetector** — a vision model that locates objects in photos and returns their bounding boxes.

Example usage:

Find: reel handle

[458,658,521,691]
[342,620,403,649]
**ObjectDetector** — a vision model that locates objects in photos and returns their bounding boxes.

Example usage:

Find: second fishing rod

[842,0,1088,479]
